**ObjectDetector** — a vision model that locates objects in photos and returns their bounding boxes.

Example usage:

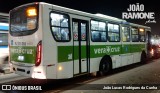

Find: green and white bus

[9,2,151,79]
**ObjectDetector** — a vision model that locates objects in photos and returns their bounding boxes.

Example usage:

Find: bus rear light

[35,2,39,5]
[35,41,42,66]
[150,48,154,54]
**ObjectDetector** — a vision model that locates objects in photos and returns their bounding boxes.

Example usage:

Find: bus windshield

[0,33,8,46]
[10,4,38,36]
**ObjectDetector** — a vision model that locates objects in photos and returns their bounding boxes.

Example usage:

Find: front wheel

[98,57,111,76]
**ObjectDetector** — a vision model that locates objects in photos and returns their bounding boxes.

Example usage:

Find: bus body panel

[41,4,57,79]
[42,4,73,79]
[9,3,45,78]
[13,65,47,79]
[9,2,151,79]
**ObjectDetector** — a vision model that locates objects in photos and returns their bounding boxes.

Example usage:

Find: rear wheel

[98,57,111,76]
[141,52,147,64]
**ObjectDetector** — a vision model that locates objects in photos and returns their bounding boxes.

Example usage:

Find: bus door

[72,19,89,75]
[121,26,132,66]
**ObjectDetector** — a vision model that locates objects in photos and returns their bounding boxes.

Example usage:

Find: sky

[0,0,159,35]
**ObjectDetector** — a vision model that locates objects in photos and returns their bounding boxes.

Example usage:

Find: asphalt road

[63,59,160,93]
[0,58,160,93]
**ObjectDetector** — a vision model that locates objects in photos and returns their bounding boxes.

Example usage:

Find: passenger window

[122,26,130,42]
[50,12,70,41]
[91,20,106,42]
[139,28,145,42]
[131,27,139,42]
[108,23,120,42]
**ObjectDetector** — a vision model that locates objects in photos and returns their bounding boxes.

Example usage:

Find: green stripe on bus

[10,44,145,63]
[90,45,121,58]
[130,44,145,53]
[58,46,73,62]
[10,46,36,64]
[58,44,145,63]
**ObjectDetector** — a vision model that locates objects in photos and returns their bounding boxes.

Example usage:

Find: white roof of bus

[40,2,126,23]
[95,13,126,22]
[12,2,150,29]
[129,22,151,29]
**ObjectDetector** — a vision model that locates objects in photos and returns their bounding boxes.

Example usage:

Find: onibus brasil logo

[122,3,156,24]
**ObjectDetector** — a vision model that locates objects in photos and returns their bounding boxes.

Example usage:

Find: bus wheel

[98,57,111,76]
[141,52,147,64]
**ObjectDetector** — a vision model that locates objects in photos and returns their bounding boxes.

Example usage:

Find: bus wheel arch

[3,56,9,64]
[141,50,147,64]
[97,55,112,76]
[4,56,8,61]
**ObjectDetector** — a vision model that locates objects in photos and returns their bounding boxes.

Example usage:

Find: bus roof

[40,2,126,23]
[129,22,151,30]
[40,2,150,27]
[11,2,150,29]
[95,13,126,23]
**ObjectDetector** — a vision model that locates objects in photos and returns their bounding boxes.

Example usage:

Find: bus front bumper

[12,64,47,79]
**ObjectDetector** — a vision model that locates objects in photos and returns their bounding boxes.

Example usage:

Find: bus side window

[50,12,70,41]
[100,32,106,41]
[91,31,100,41]
[122,26,130,42]
[108,23,120,42]
[91,20,106,42]
[139,36,145,42]
[131,27,139,42]
[139,28,145,42]
[61,28,69,40]
[132,35,138,41]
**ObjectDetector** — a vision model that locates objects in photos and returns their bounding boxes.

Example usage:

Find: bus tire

[141,51,147,64]
[98,56,111,76]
